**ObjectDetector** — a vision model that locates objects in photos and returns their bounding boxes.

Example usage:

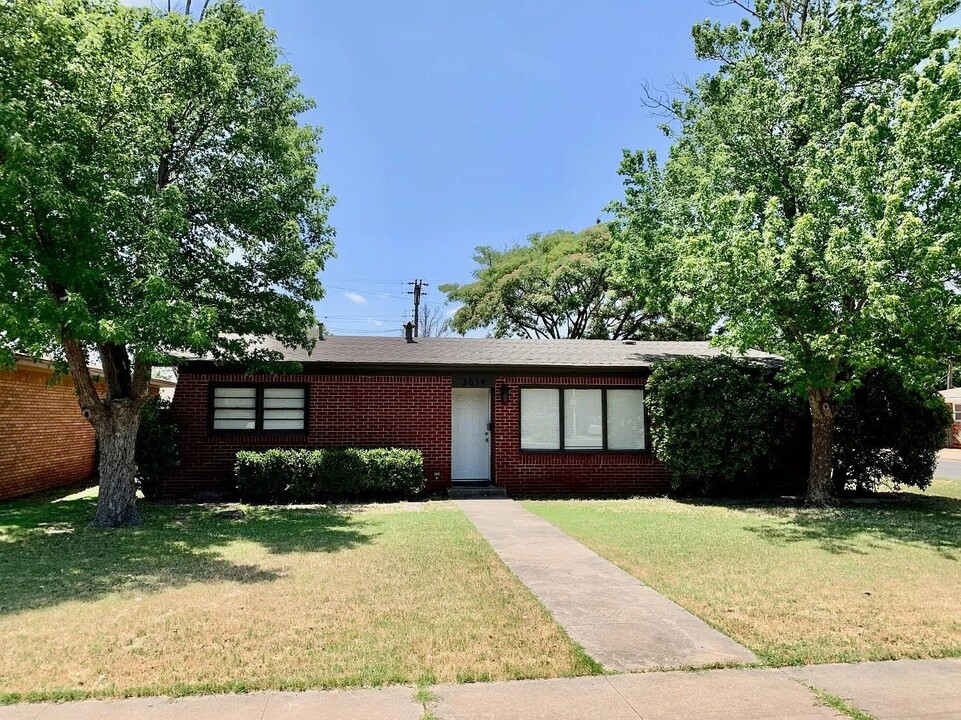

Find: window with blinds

[520,387,645,451]
[520,388,561,449]
[210,385,306,433]
[212,387,257,431]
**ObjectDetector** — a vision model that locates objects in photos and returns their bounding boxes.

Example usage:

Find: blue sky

[247,1,744,335]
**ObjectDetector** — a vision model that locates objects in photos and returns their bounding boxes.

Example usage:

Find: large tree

[441,224,707,339]
[611,0,961,503]
[0,0,334,526]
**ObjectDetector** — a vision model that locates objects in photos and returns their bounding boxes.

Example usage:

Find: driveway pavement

[455,498,757,671]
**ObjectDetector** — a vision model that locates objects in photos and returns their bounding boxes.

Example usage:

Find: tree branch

[62,339,104,414]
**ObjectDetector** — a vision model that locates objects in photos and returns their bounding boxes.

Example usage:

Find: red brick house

[1,355,175,501]
[169,333,776,498]
[939,388,961,448]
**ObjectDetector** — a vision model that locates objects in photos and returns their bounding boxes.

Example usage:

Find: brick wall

[491,375,670,495]
[949,421,961,448]
[170,369,670,498]
[169,371,452,498]
[0,364,96,500]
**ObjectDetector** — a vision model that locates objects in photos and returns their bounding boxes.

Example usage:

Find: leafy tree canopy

[611,0,961,503]
[0,0,334,525]
[441,224,708,340]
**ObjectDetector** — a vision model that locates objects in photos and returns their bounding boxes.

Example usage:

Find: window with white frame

[954,403,961,422]
[520,387,645,451]
[211,385,306,433]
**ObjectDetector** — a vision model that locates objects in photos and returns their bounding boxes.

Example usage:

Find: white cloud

[344,292,367,305]
[445,305,461,317]
[369,319,384,327]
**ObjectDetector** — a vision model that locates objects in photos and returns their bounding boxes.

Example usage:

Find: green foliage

[646,356,807,494]
[0,0,333,382]
[134,395,179,500]
[649,358,948,496]
[0,0,334,523]
[441,225,707,340]
[611,0,961,500]
[613,0,961,394]
[234,448,425,504]
[834,368,952,492]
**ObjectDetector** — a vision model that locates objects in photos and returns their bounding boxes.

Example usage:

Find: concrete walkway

[7,661,961,719]
[787,659,961,720]
[0,669,843,720]
[455,498,758,671]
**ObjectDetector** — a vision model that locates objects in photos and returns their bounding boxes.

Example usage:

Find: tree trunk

[89,404,143,528]
[806,387,836,506]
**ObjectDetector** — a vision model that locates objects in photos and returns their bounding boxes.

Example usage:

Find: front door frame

[451,387,492,483]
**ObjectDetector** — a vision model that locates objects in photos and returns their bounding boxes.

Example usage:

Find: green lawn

[0,489,598,703]
[525,478,961,666]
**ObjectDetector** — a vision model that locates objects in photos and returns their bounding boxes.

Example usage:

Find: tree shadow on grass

[678,493,961,557]
[0,491,373,616]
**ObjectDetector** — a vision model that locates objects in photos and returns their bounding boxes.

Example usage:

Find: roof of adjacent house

[12,354,177,388]
[939,388,961,402]
[189,335,779,372]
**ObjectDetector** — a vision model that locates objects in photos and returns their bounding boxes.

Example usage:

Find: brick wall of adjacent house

[169,371,452,498]
[491,375,670,495]
[169,369,670,498]
[0,364,97,500]
[949,422,961,448]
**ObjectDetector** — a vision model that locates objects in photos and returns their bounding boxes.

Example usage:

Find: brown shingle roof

[211,335,778,371]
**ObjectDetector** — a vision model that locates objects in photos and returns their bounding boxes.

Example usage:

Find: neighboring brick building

[170,332,777,498]
[0,356,175,501]
[939,388,961,448]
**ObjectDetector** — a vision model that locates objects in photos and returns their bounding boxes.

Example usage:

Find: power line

[323,284,408,299]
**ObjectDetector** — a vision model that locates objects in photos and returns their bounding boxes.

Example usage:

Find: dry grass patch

[0,490,597,702]
[525,479,961,666]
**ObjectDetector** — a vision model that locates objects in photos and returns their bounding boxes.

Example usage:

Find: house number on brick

[452,375,494,389]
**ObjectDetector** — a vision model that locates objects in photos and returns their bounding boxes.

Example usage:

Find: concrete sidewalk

[455,498,757,671]
[3,660,960,719]
[937,448,961,462]
[787,659,961,720]
[0,669,843,720]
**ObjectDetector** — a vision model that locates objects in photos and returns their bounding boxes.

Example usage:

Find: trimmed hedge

[235,447,425,503]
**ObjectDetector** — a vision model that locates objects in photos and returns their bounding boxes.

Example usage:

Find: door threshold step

[448,484,507,499]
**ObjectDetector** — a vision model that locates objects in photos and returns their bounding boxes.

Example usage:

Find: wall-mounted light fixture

[499,384,510,403]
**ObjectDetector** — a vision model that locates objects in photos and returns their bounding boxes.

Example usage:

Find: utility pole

[407,279,428,338]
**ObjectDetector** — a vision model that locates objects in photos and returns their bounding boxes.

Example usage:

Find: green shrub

[649,357,949,497]
[135,395,179,499]
[235,447,425,503]
[833,368,951,493]
[646,355,807,495]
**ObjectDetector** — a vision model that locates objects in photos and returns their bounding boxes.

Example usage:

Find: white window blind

[211,385,306,433]
[520,386,645,451]
[520,388,560,449]
[563,389,603,449]
[262,387,306,430]
[212,387,257,430]
[606,389,646,450]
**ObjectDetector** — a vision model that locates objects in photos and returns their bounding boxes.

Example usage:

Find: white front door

[452,388,491,481]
